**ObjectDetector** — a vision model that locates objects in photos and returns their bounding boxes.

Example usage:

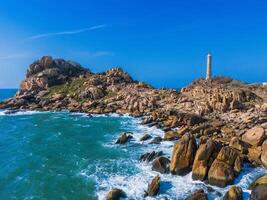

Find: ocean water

[0,89,266,200]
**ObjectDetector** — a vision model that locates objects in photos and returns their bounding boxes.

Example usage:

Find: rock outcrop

[192,139,221,181]
[208,146,243,187]
[170,133,197,175]
[1,56,267,196]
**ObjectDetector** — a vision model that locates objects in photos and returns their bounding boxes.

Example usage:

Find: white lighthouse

[206,53,212,80]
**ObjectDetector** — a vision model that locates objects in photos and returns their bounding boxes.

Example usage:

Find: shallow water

[0,89,266,199]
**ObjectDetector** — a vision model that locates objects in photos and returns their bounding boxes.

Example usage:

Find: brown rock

[250,174,267,190]
[185,189,208,200]
[192,139,221,181]
[242,127,265,146]
[208,146,242,187]
[106,188,126,200]
[144,175,160,197]
[223,186,243,200]
[261,140,267,168]
[170,133,197,175]
[248,146,262,165]
[115,132,133,144]
[229,137,249,154]
[152,156,170,173]
[164,130,179,141]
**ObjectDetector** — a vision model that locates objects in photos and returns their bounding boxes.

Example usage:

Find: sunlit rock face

[19,56,88,94]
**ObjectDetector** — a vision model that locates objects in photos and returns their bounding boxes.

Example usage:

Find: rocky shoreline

[1,56,267,199]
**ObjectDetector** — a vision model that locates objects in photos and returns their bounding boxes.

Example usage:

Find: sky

[0,0,266,89]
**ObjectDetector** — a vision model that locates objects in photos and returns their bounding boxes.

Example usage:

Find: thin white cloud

[27,24,110,40]
[71,51,113,58]
[0,53,30,60]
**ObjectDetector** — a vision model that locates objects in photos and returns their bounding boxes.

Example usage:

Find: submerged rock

[170,133,197,175]
[149,136,162,144]
[106,188,126,200]
[139,151,163,162]
[152,156,170,173]
[115,132,133,144]
[144,175,160,197]
[223,186,243,200]
[139,134,152,141]
[185,189,208,200]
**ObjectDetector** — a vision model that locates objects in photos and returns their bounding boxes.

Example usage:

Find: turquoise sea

[0,89,266,200]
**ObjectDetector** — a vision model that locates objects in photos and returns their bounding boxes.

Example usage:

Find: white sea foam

[0,109,45,116]
[91,116,267,200]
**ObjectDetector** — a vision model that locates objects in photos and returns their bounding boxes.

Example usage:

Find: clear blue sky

[0,0,266,89]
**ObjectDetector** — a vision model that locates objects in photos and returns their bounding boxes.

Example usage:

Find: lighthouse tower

[206,53,212,80]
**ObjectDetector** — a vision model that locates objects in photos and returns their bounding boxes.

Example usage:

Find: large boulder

[261,140,267,168]
[242,127,265,146]
[106,188,126,200]
[170,133,197,175]
[208,146,242,187]
[144,175,160,197]
[185,189,208,200]
[152,156,170,173]
[192,139,221,181]
[223,186,243,200]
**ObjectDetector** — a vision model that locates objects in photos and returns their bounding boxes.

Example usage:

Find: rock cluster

[1,56,267,198]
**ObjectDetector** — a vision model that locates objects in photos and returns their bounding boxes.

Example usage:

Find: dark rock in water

[106,188,126,200]
[152,156,170,173]
[139,151,163,162]
[149,136,162,144]
[139,134,152,141]
[142,117,153,125]
[223,186,243,200]
[170,133,197,175]
[144,175,160,197]
[4,109,19,115]
[250,185,267,200]
[115,132,133,144]
[185,189,207,200]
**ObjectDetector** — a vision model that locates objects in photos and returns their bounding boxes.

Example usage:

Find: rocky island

[1,56,267,199]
